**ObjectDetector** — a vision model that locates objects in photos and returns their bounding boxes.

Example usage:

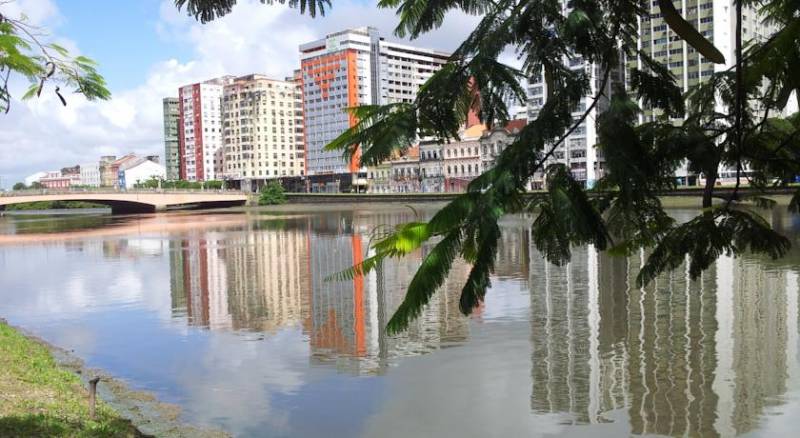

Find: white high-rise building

[629,0,778,184]
[178,76,234,181]
[527,1,778,188]
[299,27,450,192]
[222,74,305,191]
[527,62,617,189]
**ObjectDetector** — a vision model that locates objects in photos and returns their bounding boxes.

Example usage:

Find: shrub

[259,181,287,205]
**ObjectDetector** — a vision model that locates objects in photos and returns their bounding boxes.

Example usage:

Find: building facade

[101,154,138,188]
[24,172,46,187]
[419,139,445,193]
[526,1,778,188]
[478,119,530,187]
[367,162,392,193]
[162,97,180,180]
[442,124,485,192]
[79,162,101,187]
[627,0,778,184]
[118,158,166,189]
[389,146,420,193]
[527,60,614,188]
[39,170,80,189]
[479,120,527,173]
[178,76,234,181]
[299,27,450,192]
[221,74,305,192]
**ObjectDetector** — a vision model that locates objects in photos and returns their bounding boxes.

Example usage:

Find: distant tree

[259,180,287,205]
[135,178,162,189]
[204,180,223,189]
[12,182,25,191]
[182,0,800,333]
[0,1,110,113]
[29,181,43,189]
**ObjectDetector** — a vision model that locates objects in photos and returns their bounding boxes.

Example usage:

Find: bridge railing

[0,188,248,198]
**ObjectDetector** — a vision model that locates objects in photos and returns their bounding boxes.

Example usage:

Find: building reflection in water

[167,211,473,375]
[163,209,800,435]
[529,240,800,437]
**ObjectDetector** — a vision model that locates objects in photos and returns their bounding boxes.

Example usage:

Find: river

[1,205,799,437]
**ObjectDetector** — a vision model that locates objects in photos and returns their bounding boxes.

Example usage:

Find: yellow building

[222,74,305,190]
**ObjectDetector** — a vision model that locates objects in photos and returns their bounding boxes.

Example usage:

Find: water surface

[1,206,799,437]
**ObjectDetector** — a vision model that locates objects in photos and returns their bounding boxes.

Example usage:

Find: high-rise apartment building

[525,2,621,188]
[299,27,450,192]
[527,61,617,188]
[162,97,180,180]
[221,75,305,191]
[527,1,777,188]
[628,0,777,184]
[178,76,234,181]
[630,1,775,98]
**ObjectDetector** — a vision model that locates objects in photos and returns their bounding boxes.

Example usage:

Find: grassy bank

[4,201,107,211]
[0,321,142,437]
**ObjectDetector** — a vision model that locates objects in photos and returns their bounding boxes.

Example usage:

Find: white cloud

[0,0,481,186]
[2,0,60,26]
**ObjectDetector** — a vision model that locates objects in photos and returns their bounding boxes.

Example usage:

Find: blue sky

[0,0,477,187]
[56,0,181,90]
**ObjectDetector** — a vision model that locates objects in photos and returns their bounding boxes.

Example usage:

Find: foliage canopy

[0,2,110,113]
[180,0,800,333]
[258,180,288,205]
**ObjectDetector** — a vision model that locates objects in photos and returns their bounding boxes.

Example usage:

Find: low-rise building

[39,171,80,189]
[24,172,46,187]
[479,119,527,173]
[419,139,444,193]
[118,157,166,189]
[101,154,137,188]
[389,146,420,193]
[443,124,485,192]
[367,162,392,193]
[80,163,101,187]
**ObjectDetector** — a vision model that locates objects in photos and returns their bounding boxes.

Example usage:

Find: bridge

[0,190,249,214]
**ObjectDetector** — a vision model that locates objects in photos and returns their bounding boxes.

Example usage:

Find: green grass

[0,321,142,437]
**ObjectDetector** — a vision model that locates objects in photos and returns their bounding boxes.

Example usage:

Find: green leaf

[48,43,70,57]
[174,0,332,23]
[638,208,790,286]
[386,229,463,334]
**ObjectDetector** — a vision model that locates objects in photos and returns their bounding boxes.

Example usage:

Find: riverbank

[3,201,106,211]
[249,193,793,211]
[0,320,229,438]
[0,320,141,437]
[279,188,796,207]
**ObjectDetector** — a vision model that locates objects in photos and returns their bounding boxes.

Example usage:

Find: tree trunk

[702,171,717,210]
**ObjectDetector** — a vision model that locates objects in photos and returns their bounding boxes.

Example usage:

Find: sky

[0,0,481,188]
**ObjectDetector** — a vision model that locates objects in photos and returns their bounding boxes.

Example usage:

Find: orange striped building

[298,27,450,192]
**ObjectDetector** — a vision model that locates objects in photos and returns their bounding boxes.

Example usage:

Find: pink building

[178,77,234,181]
[39,171,80,189]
